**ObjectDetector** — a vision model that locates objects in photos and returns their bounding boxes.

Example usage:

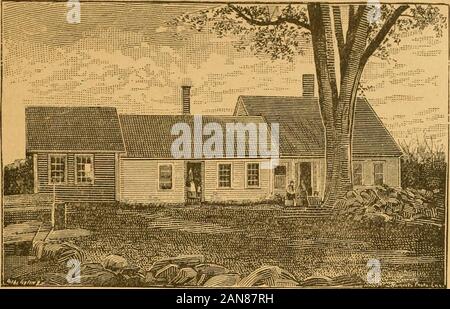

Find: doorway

[185,161,204,204]
[296,162,312,196]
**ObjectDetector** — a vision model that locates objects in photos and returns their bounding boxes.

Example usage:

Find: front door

[295,162,313,195]
[185,161,204,204]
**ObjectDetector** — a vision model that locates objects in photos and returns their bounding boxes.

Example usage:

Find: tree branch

[348,5,355,31]
[340,5,366,77]
[361,4,410,65]
[332,6,345,58]
[308,3,339,125]
[228,4,310,30]
[353,5,369,30]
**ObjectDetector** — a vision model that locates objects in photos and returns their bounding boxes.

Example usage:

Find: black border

[0,0,449,290]
[0,288,449,307]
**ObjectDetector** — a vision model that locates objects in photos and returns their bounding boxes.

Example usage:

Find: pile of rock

[41,253,302,287]
[32,240,86,265]
[144,254,234,287]
[40,253,365,287]
[334,186,441,223]
[142,255,299,287]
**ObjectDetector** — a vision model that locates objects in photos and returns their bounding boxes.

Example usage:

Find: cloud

[176,25,186,33]
[155,26,168,33]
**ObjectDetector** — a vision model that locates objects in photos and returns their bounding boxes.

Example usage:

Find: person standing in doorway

[285,180,296,207]
[298,179,308,208]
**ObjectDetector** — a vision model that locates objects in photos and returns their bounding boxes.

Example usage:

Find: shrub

[400,137,447,192]
[3,156,34,195]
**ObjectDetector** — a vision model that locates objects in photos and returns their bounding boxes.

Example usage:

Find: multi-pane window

[218,164,232,188]
[159,164,173,190]
[76,155,94,184]
[274,165,286,189]
[353,162,363,186]
[247,163,260,187]
[49,155,67,184]
[374,162,384,186]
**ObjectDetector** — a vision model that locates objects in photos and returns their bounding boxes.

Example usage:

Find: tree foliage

[3,157,34,195]
[175,3,447,202]
[176,4,446,63]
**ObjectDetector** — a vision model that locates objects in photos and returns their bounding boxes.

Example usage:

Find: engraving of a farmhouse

[2,1,447,288]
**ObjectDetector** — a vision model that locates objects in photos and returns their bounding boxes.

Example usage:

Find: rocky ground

[3,192,445,288]
[33,246,364,287]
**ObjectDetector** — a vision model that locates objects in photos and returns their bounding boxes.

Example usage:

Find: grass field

[59,203,446,287]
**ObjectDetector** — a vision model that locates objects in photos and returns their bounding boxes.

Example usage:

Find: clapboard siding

[354,157,400,188]
[35,153,116,202]
[119,158,273,203]
[203,159,271,202]
[120,159,185,203]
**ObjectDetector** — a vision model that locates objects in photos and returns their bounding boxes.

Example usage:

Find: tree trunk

[308,4,370,205]
[323,129,352,205]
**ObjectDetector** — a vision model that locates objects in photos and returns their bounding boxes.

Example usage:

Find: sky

[1,2,448,165]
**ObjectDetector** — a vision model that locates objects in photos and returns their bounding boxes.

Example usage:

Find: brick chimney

[302,74,315,97]
[181,85,191,114]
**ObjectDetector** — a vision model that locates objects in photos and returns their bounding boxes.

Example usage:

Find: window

[49,154,67,184]
[274,165,286,189]
[76,155,94,184]
[374,162,384,186]
[159,164,173,190]
[218,164,232,188]
[246,163,260,187]
[353,162,363,186]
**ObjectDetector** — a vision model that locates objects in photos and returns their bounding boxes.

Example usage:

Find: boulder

[238,265,297,287]
[388,191,399,199]
[121,265,143,278]
[345,199,361,208]
[32,241,85,265]
[155,263,179,283]
[149,255,204,274]
[197,273,207,286]
[299,275,333,287]
[406,189,416,198]
[102,255,129,272]
[387,197,400,205]
[203,273,241,287]
[195,263,229,278]
[359,191,372,204]
[345,191,357,199]
[170,267,197,286]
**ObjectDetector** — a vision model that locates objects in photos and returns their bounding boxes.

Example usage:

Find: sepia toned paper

[0,0,449,289]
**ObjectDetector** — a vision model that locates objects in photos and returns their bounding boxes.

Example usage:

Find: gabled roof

[235,96,402,157]
[26,106,125,152]
[119,114,268,158]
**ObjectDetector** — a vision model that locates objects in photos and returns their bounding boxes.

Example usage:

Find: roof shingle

[119,114,269,158]
[26,106,125,152]
[236,96,402,157]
